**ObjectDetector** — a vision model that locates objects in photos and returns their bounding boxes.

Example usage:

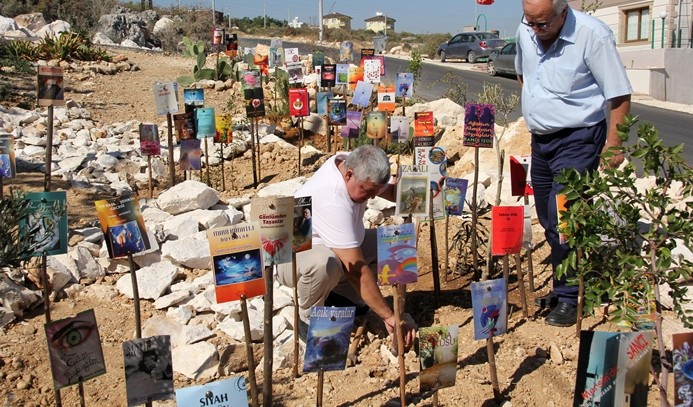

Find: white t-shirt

[295,153,366,249]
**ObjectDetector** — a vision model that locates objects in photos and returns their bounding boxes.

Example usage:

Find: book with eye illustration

[175,376,249,407]
[471,278,507,340]
[94,195,150,259]
[250,196,294,266]
[303,306,356,373]
[419,324,459,392]
[376,223,418,285]
[395,165,430,217]
[0,135,16,178]
[23,191,68,256]
[44,309,106,389]
[123,335,174,406]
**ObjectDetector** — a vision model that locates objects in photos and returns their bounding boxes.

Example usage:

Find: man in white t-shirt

[277,145,415,348]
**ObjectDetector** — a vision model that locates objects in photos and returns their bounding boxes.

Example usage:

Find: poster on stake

[0,135,16,178]
[342,111,362,139]
[316,91,333,115]
[37,66,65,106]
[348,66,363,91]
[471,278,508,340]
[215,114,233,143]
[390,116,409,144]
[363,59,381,83]
[491,206,524,256]
[510,155,533,196]
[139,123,161,156]
[183,88,204,106]
[292,196,312,253]
[289,89,310,117]
[418,324,459,392]
[152,82,179,116]
[94,195,150,259]
[396,165,430,217]
[463,103,495,148]
[336,64,349,85]
[321,64,336,88]
[23,191,68,256]
[173,112,195,141]
[303,306,356,372]
[250,196,294,266]
[339,41,354,62]
[395,73,414,98]
[377,85,396,112]
[444,178,469,216]
[176,376,249,407]
[328,99,347,126]
[195,107,216,139]
[366,112,387,140]
[352,81,373,108]
[376,223,418,285]
[180,139,202,171]
[123,335,174,406]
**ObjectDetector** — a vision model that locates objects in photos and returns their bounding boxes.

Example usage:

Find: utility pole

[318,0,323,43]
[212,0,216,26]
[264,2,266,28]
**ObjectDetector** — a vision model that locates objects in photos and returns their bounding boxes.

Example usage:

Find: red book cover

[491,206,523,255]
[509,155,534,196]
[289,88,309,117]
[414,111,434,137]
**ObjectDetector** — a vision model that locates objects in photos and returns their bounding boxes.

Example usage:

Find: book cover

[463,103,495,148]
[360,48,375,66]
[123,336,174,406]
[339,41,354,62]
[574,331,653,407]
[270,38,283,48]
[244,88,266,118]
[336,64,349,85]
[491,206,524,255]
[284,48,300,64]
[341,110,362,139]
[152,81,179,116]
[374,55,386,75]
[176,376,249,407]
[414,146,447,221]
[348,66,363,91]
[207,222,265,303]
[139,123,161,156]
[556,193,569,245]
[250,196,294,266]
[390,116,409,143]
[95,195,150,259]
[316,91,333,115]
[419,324,459,392]
[376,223,418,285]
[314,65,322,81]
[44,309,106,389]
[303,306,355,373]
[352,81,373,108]
[293,196,312,253]
[287,62,304,84]
[241,70,262,91]
[183,88,204,106]
[312,51,325,68]
[363,59,381,84]
[471,278,508,340]
[321,64,336,88]
[444,178,469,216]
[377,85,396,112]
[269,47,282,68]
[215,114,233,143]
[510,155,534,196]
[37,66,65,107]
[173,112,195,141]
[180,139,202,171]
[195,107,216,139]
[212,28,224,45]
[24,191,68,256]
[289,88,310,117]
[414,111,434,137]
[366,111,387,140]
[0,135,16,178]
[674,332,693,406]
[396,165,430,217]
[224,33,238,57]
[395,73,414,98]
[328,99,347,125]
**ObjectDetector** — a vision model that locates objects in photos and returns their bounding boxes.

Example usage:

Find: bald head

[523,0,568,16]
[522,0,569,44]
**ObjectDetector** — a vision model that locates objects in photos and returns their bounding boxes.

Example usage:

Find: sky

[153,0,525,38]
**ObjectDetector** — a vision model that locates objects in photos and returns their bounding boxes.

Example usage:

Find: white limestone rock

[154,290,192,309]
[172,342,218,380]
[257,177,306,198]
[70,246,105,280]
[161,231,211,269]
[115,261,179,300]
[157,180,220,215]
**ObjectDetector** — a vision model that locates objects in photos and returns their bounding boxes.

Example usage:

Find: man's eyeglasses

[520,13,553,30]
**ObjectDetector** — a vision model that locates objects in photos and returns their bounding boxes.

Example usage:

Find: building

[567,0,693,103]
[322,12,352,30]
[365,15,396,33]
[288,17,305,29]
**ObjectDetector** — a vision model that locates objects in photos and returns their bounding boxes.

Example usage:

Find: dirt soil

[0,49,673,406]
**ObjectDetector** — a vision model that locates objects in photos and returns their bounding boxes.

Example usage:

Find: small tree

[556,115,693,406]
[1,190,35,268]
[406,49,423,91]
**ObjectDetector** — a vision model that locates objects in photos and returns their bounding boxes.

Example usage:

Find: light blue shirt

[515,7,632,135]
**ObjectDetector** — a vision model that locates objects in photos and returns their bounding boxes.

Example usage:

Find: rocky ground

[0,47,683,407]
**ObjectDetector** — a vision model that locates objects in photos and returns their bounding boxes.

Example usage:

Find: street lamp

[660,11,667,48]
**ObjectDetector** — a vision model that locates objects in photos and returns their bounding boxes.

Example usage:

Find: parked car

[436,32,507,63]
[487,42,518,77]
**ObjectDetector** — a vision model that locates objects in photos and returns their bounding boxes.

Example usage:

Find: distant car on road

[487,42,518,77]
[436,32,507,63]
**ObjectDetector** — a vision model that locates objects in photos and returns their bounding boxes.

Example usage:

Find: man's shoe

[534,292,558,309]
[545,302,577,327]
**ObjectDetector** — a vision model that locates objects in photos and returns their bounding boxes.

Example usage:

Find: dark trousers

[531,120,606,305]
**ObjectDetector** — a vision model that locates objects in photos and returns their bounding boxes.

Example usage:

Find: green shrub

[420,34,450,59]
[0,190,35,268]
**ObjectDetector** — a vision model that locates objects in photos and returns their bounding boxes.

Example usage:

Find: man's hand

[602,94,631,169]
[600,141,624,169]
[384,313,416,351]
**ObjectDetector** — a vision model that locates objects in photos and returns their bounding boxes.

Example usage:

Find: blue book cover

[180,139,202,171]
[175,376,249,407]
[0,135,16,178]
[328,99,347,125]
[471,278,507,340]
[444,178,469,216]
[183,88,204,106]
[316,91,333,115]
[395,73,414,98]
[195,108,216,139]
[352,81,374,108]
[24,191,68,256]
[376,223,418,286]
[303,306,355,373]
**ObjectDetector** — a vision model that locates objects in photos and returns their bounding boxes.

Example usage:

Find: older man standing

[515,0,632,326]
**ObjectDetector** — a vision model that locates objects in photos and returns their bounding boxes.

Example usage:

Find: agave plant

[37,32,111,62]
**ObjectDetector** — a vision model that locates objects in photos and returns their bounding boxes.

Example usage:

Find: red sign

[509,155,534,196]
[491,206,523,255]
[414,111,434,137]
[289,88,310,117]
[476,0,494,4]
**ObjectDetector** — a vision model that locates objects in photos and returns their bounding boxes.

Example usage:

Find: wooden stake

[576,248,584,338]
[429,192,440,307]
[147,155,153,199]
[166,113,176,188]
[45,105,54,191]
[220,143,226,192]
[1,176,4,199]
[393,284,407,406]
[471,147,480,279]
[444,214,449,283]
[298,117,304,176]
[255,118,262,183]
[263,265,274,407]
[346,319,367,367]
[523,195,535,291]
[241,295,260,407]
[514,253,529,318]
[291,253,300,378]
[127,253,143,339]
[204,137,211,185]
[42,253,63,407]
[326,121,332,153]
[502,255,509,288]
[485,335,501,401]
[316,370,324,407]
[249,120,258,188]
[432,390,439,406]
[78,381,85,407]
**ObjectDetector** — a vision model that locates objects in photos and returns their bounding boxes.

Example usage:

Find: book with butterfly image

[471,278,507,340]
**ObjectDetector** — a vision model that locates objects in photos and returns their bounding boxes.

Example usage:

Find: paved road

[240,38,692,163]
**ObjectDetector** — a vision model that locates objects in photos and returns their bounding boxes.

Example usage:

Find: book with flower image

[328,99,347,125]
[139,123,161,156]
[95,195,150,259]
[0,135,16,178]
[123,335,174,406]
[215,114,233,143]
[336,64,349,85]
[341,110,362,139]
[471,278,507,340]
[303,306,355,373]
[377,223,418,285]
[289,88,310,117]
[418,324,459,392]
[250,196,294,266]
[395,73,414,98]
[321,64,336,88]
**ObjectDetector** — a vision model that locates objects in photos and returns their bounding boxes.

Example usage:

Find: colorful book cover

[328,99,347,125]
[414,146,447,221]
[224,33,238,57]
[180,139,202,171]
[523,205,533,250]
[269,47,283,68]
[390,116,409,143]
[24,191,68,256]
[173,112,195,140]
[574,331,653,407]
[284,48,300,64]
[360,48,375,67]
[244,88,266,118]
[241,70,262,90]
[207,222,265,303]
[352,81,373,108]
[123,336,174,406]
[183,88,204,106]
[0,135,16,178]
[139,123,161,156]
[376,223,418,285]
[396,165,430,217]
[673,332,693,406]
[556,193,568,245]
[212,28,224,45]
[395,73,414,98]
[316,91,333,115]
[287,62,304,84]
[44,309,106,389]
[292,196,312,253]
[414,111,434,137]
[374,55,386,75]
[463,103,495,148]
[341,110,362,139]
[339,41,354,62]
[250,196,294,266]
[289,88,310,117]
[176,376,249,407]
[37,66,65,107]
[253,44,269,67]
[312,51,325,68]
[152,81,179,116]
[510,155,534,196]
[321,64,336,88]
[491,206,524,255]
[95,195,150,259]
[303,306,355,373]
[377,86,396,112]
[363,59,381,83]
[444,178,469,216]
[419,324,459,392]
[366,111,387,140]
[471,278,508,340]
[348,66,363,91]
[336,64,349,85]
[195,107,216,138]
[215,114,233,143]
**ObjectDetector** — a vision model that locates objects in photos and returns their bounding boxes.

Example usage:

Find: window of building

[625,7,650,42]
